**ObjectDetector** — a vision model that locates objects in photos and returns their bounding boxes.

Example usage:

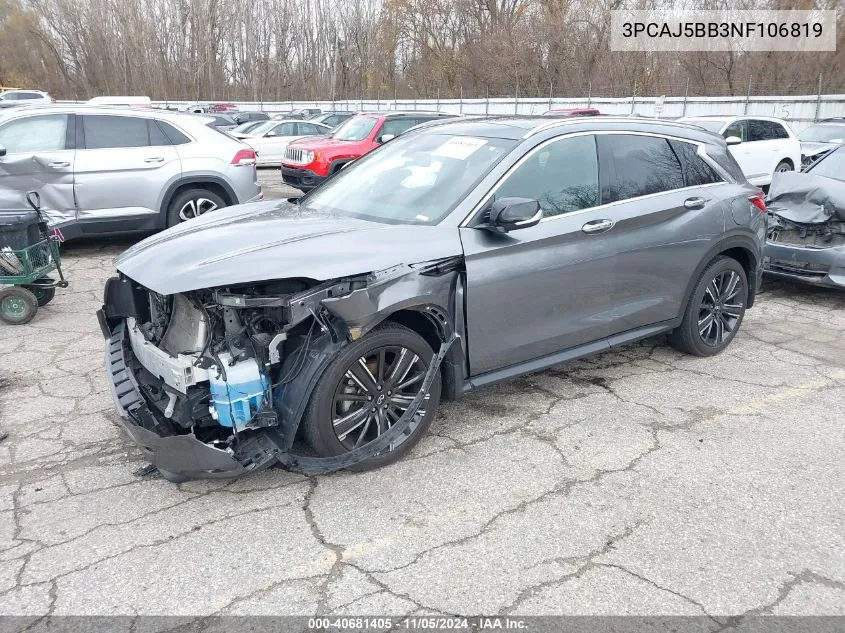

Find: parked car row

[99,114,769,480]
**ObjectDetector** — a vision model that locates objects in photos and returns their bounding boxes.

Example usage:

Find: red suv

[282,111,456,191]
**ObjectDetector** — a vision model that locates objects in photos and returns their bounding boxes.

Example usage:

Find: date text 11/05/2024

[307,617,528,630]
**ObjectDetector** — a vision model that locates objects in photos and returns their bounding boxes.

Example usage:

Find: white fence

[153,94,845,133]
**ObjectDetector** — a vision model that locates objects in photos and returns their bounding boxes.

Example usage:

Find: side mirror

[725,135,742,146]
[485,197,542,233]
[828,138,844,144]
[0,145,6,158]
[378,133,396,144]
[265,131,276,137]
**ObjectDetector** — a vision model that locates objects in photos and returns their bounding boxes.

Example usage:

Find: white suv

[679,116,800,187]
[0,105,262,238]
[0,89,53,108]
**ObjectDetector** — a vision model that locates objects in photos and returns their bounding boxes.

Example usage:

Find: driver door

[0,113,76,226]
[460,134,621,375]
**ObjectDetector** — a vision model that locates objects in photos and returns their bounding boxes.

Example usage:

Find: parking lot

[0,168,843,618]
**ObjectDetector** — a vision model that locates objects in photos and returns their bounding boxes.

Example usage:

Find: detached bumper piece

[105,320,282,481]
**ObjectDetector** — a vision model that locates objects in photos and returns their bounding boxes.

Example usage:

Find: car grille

[285,147,305,164]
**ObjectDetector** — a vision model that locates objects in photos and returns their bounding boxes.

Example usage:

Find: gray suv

[100,116,765,481]
[0,105,261,237]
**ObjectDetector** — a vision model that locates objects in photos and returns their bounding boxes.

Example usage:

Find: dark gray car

[99,117,765,481]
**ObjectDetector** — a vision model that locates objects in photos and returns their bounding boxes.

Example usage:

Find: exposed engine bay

[99,258,462,480]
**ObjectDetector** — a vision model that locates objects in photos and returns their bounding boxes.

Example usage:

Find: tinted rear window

[156,121,191,145]
[669,140,723,186]
[599,134,685,202]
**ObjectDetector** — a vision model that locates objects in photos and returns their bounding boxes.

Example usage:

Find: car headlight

[303,150,315,164]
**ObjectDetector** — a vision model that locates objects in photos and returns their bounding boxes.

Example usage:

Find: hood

[288,136,360,151]
[115,200,463,295]
[801,141,840,158]
[767,171,845,224]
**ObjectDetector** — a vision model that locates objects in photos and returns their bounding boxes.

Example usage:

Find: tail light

[231,149,256,165]
[748,193,767,213]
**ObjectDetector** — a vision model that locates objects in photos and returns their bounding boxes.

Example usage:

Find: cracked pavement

[0,172,843,618]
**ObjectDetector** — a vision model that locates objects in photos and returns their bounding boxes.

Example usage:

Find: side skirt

[464,319,680,393]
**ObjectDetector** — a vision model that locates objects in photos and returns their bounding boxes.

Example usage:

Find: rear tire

[301,322,441,471]
[669,256,747,357]
[166,188,226,227]
[0,286,38,325]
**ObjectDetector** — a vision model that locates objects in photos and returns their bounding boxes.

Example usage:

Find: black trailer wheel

[0,286,38,325]
[25,279,56,306]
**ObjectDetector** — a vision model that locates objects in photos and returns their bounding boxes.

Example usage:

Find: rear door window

[296,122,321,135]
[496,134,599,217]
[599,134,685,202]
[669,140,723,186]
[748,119,782,142]
[0,114,69,152]
[273,122,297,136]
[83,115,150,149]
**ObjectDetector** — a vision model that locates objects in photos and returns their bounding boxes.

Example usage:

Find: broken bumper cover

[103,319,250,479]
[763,242,845,290]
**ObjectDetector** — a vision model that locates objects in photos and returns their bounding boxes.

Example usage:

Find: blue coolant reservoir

[208,355,269,429]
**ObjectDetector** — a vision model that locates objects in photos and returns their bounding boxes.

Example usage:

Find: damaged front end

[98,258,462,481]
[763,172,845,289]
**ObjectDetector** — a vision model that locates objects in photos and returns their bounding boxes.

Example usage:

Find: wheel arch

[680,233,762,314]
[157,176,237,227]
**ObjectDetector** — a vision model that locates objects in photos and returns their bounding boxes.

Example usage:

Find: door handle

[47,161,70,168]
[144,157,165,163]
[684,197,706,210]
[581,219,614,234]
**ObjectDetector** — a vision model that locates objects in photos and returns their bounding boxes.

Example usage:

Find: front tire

[166,188,226,227]
[669,256,747,356]
[774,160,793,173]
[301,322,441,471]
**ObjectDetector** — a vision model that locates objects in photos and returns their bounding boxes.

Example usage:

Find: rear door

[595,133,728,335]
[0,112,76,226]
[74,114,181,222]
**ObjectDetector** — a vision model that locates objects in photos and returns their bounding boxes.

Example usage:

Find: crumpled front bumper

[101,317,250,481]
[763,241,845,290]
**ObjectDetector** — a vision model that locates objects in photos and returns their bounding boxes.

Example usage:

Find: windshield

[809,146,845,181]
[248,120,280,136]
[798,124,845,143]
[301,133,514,225]
[685,119,727,133]
[331,116,378,141]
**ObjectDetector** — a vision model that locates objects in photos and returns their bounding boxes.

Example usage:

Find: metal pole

[587,81,591,108]
[630,81,636,114]
[548,82,553,111]
[682,78,689,117]
[486,86,489,115]
[815,73,823,122]
[459,86,463,114]
[515,76,519,115]
[744,76,751,115]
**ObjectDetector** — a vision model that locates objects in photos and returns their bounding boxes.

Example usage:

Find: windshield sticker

[433,137,488,160]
